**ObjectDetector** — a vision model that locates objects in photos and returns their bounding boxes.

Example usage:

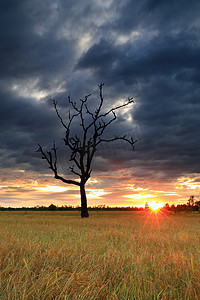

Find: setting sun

[148,201,164,212]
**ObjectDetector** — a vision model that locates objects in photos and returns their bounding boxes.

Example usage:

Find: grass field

[0,211,199,299]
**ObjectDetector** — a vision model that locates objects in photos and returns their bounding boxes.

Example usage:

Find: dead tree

[37,83,136,218]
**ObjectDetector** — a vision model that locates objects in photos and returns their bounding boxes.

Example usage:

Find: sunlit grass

[0,211,199,299]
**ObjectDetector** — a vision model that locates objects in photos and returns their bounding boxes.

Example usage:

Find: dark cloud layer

[1,0,200,199]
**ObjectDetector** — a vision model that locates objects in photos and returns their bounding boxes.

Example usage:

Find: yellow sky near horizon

[0,168,199,208]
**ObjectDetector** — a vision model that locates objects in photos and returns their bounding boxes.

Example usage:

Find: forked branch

[37,143,80,186]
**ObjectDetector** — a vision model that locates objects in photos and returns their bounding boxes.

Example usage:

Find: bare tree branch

[97,136,137,151]
[37,143,80,186]
[52,100,68,130]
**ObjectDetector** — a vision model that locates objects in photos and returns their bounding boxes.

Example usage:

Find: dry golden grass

[0,210,199,299]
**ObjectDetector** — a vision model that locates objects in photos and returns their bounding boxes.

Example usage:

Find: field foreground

[0,211,199,299]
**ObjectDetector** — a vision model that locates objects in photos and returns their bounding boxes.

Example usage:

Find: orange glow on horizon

[0,168,192,207]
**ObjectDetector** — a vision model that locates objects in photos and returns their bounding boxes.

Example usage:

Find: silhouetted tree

[163,203,170,212]
[187,195,195,206]
[170,204,176,213]
[37,83,136,218]
[195,199,200,207]
[48,204,57,211]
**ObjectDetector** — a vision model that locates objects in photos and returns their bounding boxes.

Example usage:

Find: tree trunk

[80,184,89,218]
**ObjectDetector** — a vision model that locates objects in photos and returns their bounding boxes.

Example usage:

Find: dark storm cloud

[0,0,76,173]
[78,30,200,84]
[0,0,75,95]
[0,88,61,170]
[76,0,200,181]
[110,0,200,33]
[0,0,200,187]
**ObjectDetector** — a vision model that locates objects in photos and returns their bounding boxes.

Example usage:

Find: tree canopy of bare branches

[37,83,136,217]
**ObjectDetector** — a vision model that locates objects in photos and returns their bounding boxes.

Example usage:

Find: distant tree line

[0,197,199,212]
[0,204,144,212]
[161,203,200,213]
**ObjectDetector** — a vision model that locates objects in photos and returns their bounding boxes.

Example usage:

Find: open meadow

[0,210,199,299]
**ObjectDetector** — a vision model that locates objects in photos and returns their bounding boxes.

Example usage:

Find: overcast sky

[1,0,200,207]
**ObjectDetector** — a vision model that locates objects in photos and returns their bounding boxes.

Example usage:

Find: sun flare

[148,201,164,212]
